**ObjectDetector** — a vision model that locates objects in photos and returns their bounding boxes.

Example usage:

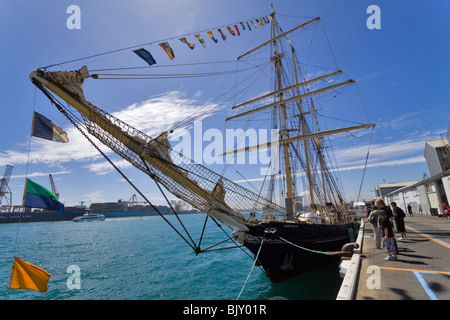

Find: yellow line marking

[405,226,450,249]
[378,266,450,275]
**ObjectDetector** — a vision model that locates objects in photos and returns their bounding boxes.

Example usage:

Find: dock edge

[336,220,364,300]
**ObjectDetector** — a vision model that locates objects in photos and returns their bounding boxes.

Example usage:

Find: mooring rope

[266,229,342,256]
[236,236,265,300]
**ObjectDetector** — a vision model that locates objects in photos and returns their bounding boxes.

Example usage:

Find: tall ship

[27,7,375,282]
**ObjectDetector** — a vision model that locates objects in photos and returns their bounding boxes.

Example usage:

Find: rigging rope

[41,14,273,70]
[236,236,264,300]
[33,81,200,251]
[266,229,343,256]
[33,80,261,260]
[92,64,261,80]
[356,126,375,203]
[5,87,38,300]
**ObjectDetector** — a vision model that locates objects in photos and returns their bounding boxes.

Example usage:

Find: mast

[271,8,295,219]
[291,44,315,212]
[225,79,355,121]
[230,70,343,111]
[238,16,320,60]
[311,99,327,205]
[221,123,376,155]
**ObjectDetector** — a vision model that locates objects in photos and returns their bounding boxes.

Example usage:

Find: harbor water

[1,214,343,300]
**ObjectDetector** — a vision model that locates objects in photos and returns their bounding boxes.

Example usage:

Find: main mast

[225,9,376,219]
[271,8,295,220]
[291,42,316,213]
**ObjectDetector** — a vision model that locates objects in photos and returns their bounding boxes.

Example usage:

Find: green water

[0,214,343,300]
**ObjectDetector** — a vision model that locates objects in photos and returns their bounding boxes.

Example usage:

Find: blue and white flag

[31,112,69,143]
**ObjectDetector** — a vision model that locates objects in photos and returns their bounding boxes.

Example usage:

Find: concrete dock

[355,215,450,300]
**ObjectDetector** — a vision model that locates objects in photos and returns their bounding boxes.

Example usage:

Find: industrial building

[375,121,450,215]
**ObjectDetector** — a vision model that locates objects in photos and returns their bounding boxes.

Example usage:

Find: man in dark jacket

[391,202,407,240]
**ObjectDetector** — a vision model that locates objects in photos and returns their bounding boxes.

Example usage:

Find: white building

[376,121,450,216]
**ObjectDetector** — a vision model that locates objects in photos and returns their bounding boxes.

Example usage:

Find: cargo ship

[0,205,88,223]
[1,166,197,223]
[0,198,197,223]
[89,198,198,218]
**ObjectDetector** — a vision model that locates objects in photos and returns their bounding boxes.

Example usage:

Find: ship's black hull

[243,220,354,282]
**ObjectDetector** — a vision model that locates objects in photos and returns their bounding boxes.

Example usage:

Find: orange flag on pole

[8,256,51,292]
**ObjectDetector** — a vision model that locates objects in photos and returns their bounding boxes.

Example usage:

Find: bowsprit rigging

[29,6,377,283]
[30,68,285,255]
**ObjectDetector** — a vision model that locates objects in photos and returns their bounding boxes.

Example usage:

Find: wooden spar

[226,79,356,121]
[237,16,320,60]
[231,70,344,110]
[291,46,315,212]
[271,15,295,218]
[311,99,328,204]
[29,71,215,204]
[220,123,377,156]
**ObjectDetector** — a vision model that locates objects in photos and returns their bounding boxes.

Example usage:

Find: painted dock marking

[377,267,449,300]
[413,271,438,300]
[377,267,450,275]
[405,225,450,249]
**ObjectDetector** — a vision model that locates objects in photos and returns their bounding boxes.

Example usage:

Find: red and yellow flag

[8,257,51,292]
[226,26,235,36]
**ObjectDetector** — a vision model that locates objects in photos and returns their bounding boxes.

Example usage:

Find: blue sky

[1,0,449,208]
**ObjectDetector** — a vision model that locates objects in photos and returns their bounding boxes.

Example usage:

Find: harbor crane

[0,165,14,207]
[49,174,60,199]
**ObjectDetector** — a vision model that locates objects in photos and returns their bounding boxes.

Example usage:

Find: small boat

[73,213,105,222]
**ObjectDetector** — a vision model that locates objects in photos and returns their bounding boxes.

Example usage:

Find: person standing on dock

[379,210,398,261]
[367,205,382,249]
[390,202,407,240]
[375,198,398,255]
[407,203,413,217]
[375,198,393,220]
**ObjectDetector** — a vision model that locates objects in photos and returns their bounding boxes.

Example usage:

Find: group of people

[367,198,409,261]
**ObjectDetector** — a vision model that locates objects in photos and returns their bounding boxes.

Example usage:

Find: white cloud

[332,138,426,167]
[81,190,105,203]
[86,159,132,175]
[115,90,214,135]
[11,170,72,179]
[0,91,217,175]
